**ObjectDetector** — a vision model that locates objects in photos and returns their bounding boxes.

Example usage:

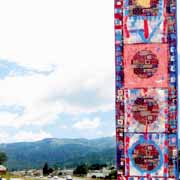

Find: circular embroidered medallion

[132,143,161,172]
[131,50,159,78]
[132,97,159,125]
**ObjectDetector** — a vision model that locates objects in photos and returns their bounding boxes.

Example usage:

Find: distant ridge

[0,136,116,170]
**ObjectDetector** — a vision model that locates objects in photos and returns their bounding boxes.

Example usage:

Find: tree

[0,152,7,164]
[53,164,58,170]
[89,163,107,170]
[48,168,53,174]
[73,164,88,176]
[43,163,49,176]
[58,172,62,176]
[107,170,117,179]
[89,164,101,170]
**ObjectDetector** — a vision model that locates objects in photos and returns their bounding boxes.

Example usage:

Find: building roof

[0,165,7,171]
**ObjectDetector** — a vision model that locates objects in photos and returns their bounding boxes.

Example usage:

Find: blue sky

[0,0,178,143]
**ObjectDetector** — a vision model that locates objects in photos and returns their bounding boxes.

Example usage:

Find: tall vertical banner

[115,0,178,179]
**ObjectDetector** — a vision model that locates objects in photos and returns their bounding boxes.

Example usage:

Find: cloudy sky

[0,0,115,142]
[0,0,178,143]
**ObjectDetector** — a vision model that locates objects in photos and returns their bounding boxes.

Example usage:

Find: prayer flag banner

[115,0,178,179]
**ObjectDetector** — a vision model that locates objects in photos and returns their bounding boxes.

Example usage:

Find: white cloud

[97,130,104,136]
[0,63,114,128]
[0,130,53,143]
[73,117,101,129]
[0,132,9,143]
[13,130,52,142]
[95,130,115,138]
[0,0,114,129]
[0,112,18,127]
[59,125,68,129]
[0,0,114,69]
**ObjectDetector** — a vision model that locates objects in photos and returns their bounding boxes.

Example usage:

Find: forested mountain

[0,137,116,170]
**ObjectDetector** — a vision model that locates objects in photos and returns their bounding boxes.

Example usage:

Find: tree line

[42,163,116,179]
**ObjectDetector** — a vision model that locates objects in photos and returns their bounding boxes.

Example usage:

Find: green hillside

[0,137,116,170]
